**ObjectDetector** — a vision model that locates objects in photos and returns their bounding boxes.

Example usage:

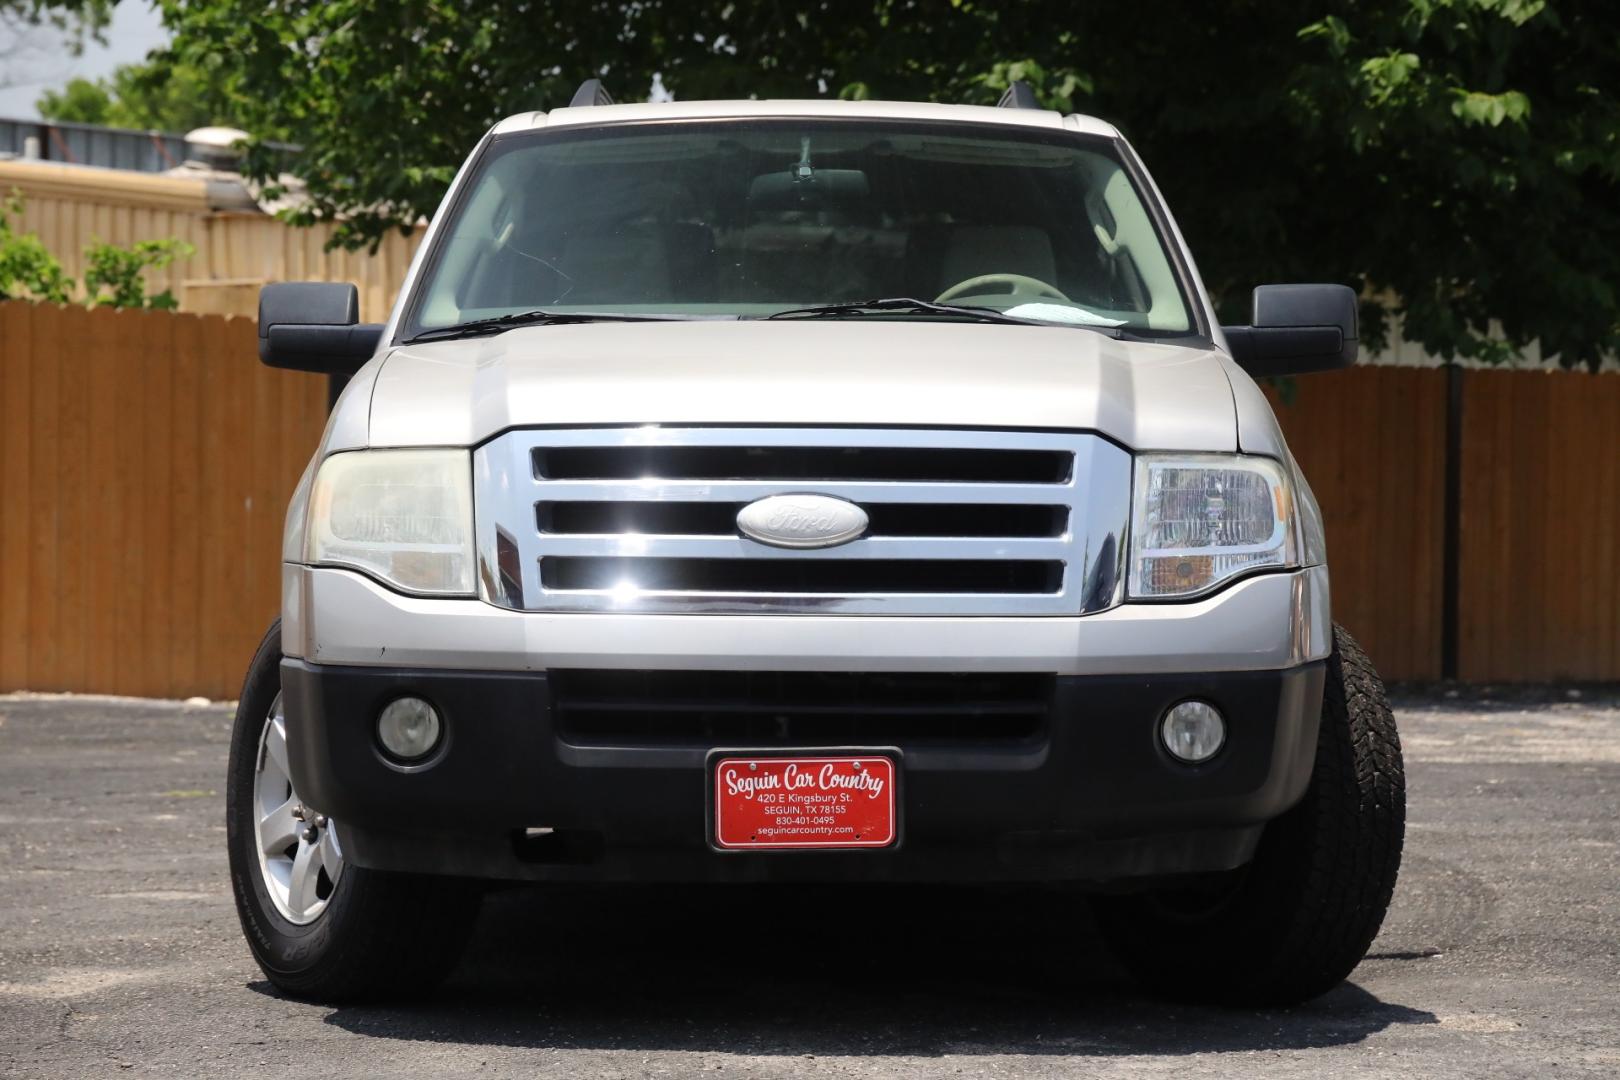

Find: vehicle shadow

[298,883,1436,1057]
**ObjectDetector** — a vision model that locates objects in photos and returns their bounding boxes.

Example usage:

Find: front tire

[1094,625,1406,1005]
[226,620,480,1002]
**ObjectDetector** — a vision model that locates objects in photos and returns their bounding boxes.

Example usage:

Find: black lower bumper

[280,660,1324,885]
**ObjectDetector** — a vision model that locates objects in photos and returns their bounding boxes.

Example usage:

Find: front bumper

[282,563,1333,674]
[281,659,1326,885]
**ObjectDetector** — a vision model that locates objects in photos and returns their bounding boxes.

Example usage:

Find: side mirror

[257,282,384,375]
[1222,284,1359,377]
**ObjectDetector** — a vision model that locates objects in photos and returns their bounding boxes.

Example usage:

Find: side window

[419,167,512,326]
[1080,154,1187,331]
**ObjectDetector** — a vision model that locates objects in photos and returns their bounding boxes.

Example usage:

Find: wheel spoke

[286,839,320,916]
[258,797,300,855]
[251,694,337,925]
[263,714,291,780]
[317,827,343,880]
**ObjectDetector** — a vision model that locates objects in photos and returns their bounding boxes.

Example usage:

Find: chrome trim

[736,494,869,549]
[288,564,1332,672]
[472,427,1131,616]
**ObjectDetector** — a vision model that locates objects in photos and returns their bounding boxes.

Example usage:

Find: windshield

[404,119,1197,338]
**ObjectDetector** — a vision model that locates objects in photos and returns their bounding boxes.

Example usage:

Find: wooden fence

[1270,367,1620,681]
[0,300,1616,697]
[0,302,328,699]
[1268,368,1450,681]
[1453,370,1620,682]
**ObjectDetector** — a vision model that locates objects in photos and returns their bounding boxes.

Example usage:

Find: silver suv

[228,83,1404,1006]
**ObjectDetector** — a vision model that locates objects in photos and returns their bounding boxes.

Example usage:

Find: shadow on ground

[286,885,1437,1058]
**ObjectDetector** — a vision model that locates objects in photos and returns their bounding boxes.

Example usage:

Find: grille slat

[473,427,1130,615]
[541,557,1064,594]
[537,445,1072,483]
[540,501,1069,539]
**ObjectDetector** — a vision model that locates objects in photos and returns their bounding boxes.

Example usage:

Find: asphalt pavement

[1,686,1616,1078]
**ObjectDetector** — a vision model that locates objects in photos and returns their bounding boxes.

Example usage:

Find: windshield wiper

[404,309,692,344]
[762,297,1122,334]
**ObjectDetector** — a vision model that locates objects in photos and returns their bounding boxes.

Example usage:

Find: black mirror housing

[257,282,383,376]
[1223,283,1359,377]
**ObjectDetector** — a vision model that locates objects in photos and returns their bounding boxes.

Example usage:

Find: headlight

[1128,453,1296,599]
[306,449,474,595]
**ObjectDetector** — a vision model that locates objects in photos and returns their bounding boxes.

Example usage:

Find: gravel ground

[0,687,1616,1079]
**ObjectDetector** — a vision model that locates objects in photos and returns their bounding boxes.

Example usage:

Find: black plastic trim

[278,659,1325,884]
[569,78,615,108]
[996,81,1041,110]
[259,281,358,337]
[258,280,383,375]
[1223,283,1359,375]
[259,323,384,374]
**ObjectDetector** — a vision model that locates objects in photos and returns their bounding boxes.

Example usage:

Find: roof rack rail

[569,78,615,108]
[996,81,1041,110]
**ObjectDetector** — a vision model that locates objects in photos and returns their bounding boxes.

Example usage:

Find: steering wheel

[935,273,1071,304]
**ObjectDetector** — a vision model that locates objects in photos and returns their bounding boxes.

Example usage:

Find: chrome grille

[473,428,1130,615]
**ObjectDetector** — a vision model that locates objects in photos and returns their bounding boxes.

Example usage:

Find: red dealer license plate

[712,755,898,850]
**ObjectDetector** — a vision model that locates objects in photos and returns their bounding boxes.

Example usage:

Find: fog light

[377,696,442,761]
[1160,700,1225,763]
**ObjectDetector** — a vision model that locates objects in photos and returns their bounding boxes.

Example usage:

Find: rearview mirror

[1222,284,1358,377]
[257,282,384,375]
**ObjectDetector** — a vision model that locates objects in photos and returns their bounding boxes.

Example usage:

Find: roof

[490,98,1121,138]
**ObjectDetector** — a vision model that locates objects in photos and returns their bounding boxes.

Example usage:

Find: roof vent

[996,81,1041,110]
[183,126,250,169]
[569,78,616,108]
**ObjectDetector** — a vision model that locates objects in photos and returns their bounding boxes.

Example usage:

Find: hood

[366,320,1236,450]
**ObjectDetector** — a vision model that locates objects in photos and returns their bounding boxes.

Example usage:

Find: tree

[0,0,112,45]
[36,59,237,132]
[148,0,1619,367]
[32,77,113,122]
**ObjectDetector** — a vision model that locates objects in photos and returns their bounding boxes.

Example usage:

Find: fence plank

[54,304,91,690]
[84,307,122,690]
[25,304,63,689]
[139,308,176,697]
[168,313,204,693]
[110,305,146,695]
[195,314,234,698]
[0,302,30,687]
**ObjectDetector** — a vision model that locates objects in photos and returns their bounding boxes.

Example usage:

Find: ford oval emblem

[737,494,869,549]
